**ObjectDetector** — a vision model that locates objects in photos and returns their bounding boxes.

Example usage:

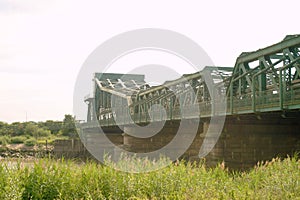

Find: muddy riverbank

[0,144,53,159]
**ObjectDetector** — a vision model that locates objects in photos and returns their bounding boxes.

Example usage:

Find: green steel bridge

[84,34,300,127]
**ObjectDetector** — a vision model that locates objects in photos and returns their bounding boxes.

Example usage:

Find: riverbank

[0,144,53,159]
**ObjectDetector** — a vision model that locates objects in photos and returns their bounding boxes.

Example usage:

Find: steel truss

[85,35,300,126]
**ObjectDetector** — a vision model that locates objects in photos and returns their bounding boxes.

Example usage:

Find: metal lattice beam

[85,34,300,126]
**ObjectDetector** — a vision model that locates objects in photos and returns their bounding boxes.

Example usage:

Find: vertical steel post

[279,70,284,110]
[252,78,256,112]
[230,83,233,114]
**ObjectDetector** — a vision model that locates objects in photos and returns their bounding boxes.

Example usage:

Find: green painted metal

[227,34,300,115]
[85,35,300,127]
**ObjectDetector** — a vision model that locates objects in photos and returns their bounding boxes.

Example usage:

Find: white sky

[0,0,299,123]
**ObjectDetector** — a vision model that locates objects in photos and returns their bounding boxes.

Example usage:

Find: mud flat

[0,144,53,159]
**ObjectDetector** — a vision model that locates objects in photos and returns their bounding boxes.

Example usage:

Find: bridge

[78,35,300,169]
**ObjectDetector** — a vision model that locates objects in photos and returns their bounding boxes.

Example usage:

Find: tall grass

[10,136,27,144]
[0,156,299,199]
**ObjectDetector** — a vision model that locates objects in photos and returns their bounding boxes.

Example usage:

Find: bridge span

[78,34,300,169]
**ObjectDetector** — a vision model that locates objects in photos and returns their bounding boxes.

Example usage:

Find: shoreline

[0,144,53,159]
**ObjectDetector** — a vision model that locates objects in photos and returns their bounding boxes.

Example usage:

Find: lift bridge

[78,35,300,169]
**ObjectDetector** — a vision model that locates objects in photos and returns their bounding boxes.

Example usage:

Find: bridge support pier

[55,114,300,170]
[80,127,123,161]
[204,114,300,169]
[118,115,300,170]
[121,121,204,160]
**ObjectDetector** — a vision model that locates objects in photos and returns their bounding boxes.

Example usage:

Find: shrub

[0,136,10,145]
[10,136,27,144]
[24,138,37,146]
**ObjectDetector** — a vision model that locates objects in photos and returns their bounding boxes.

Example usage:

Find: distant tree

[10,122,26,136]
[43,120,62,135]
[37,128,51,138]
[25,123,38,136]
[0,122,9,136]
[61,115,77,137]
[24,123,50,139]
[0,121,6,129]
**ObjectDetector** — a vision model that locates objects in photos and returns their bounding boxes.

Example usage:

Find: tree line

[0,114,77,146]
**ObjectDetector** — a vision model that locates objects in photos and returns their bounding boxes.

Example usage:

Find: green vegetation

[0,156,299,199]
[61,114,77,137]
[0,136,10,145]
[10,136,27,144]
[0,115,77,146]
[24,138,37,146]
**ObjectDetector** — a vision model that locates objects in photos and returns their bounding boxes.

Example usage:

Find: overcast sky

[0,0,299,123]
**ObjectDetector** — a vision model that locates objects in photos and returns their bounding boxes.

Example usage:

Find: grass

[24,138,37,146]
[0,135,68,147]
[0,136,10,145]
[0,156,299,199]
[10,136,27,144]
[37,135,70,145]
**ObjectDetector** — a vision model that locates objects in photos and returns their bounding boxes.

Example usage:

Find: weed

[0,156,298,199]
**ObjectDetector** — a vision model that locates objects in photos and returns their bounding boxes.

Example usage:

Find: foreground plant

[0,156,298,199]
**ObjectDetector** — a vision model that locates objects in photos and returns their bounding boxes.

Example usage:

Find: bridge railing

[283,89,300,107]
[95,88,300,127]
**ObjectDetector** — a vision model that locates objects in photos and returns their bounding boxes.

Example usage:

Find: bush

[24,138,37,146]
[0,136,10,145]
[10,136,27,144]
[37,129,51,138]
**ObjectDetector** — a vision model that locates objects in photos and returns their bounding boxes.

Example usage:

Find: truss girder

[86,35,300,125]
[228,34,300,113]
